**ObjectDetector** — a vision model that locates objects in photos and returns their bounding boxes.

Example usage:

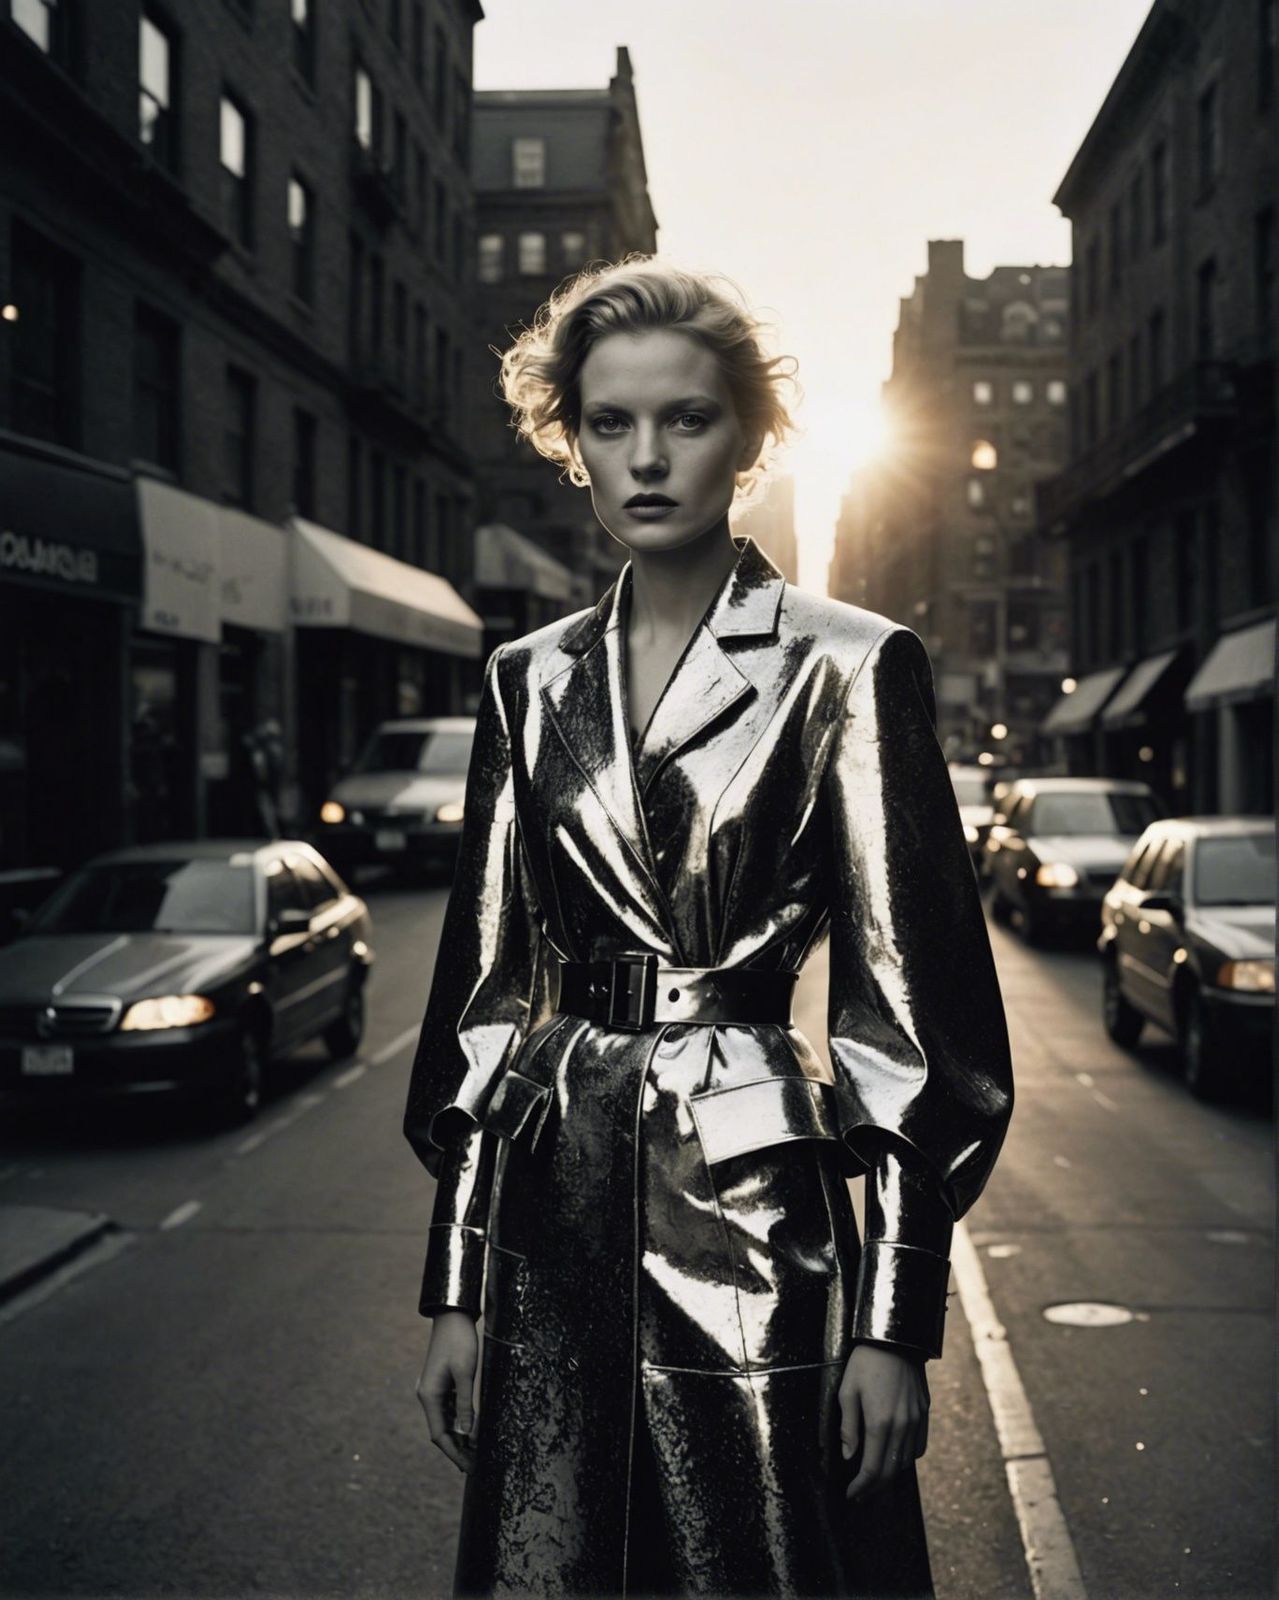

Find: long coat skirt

[404,535,1013,1598]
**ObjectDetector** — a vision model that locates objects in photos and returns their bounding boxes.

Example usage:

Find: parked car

[0,840,373,1123]
[1098,816,1274,1097]
[316,717,476,879]
[985,777,1164,943]
[948,764,996,877]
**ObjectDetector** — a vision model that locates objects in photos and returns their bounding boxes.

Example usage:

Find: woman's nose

[629,427,667,479]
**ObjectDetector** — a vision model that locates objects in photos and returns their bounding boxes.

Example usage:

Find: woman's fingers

[845,1415,889,1499]
[846,1405,921,1500]
[416,1360,478,1474]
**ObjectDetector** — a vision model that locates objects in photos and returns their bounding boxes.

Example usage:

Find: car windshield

[353,729,474,775]
[26,861,257,936]
[951,775,990,806]
[1030,792,1160,837]
[1194,835,1276,907]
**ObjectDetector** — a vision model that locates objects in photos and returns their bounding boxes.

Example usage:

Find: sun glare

[845,397,893,470]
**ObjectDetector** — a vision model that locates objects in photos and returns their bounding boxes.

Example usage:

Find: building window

[434,327,447,407]
[412,477,426,566]
[11,0,70,59]
[1196,82,1219,196]
[347,230,364,363]
[220,92,253,249]
[972,379,993,406]
[972,532,997,580]
[393,280,407,389]
[223,366,255,508]
[133,302,179,470]
[411,1,425,84]
[347,434,362,539]
[512,136,546,188]
[1084,369,1099,446]
[1256,206,1275,338]
[562,230,588,269]
[1131,534,1149,651]
[414,142,427,229]
[292,407,316,518]
[1128,331,1142,413]
[392,463,406,559]
[1007,601,1041,653]
[1106,351,1122,427]
[1150,141,1168,245]
[1086,562,1101,664]
[1085,236,1100,315]
[452,67,469,162]
[139,11,177,171]
[370,449,385,549]
[1011,380,1033,405]
[1108,200,1122,292]
[451,206,465,282]
[414,302,427,406]
[518,231,547,275]
[431,24,446,129]
[354,64,379,153]
[478,232,504,283]
[1128,169,1144,259]
[288,175,313,302]
[1107,549,1124,657]
[1147,307,1166,392]
[393,110,408,196]
[9,220,79,448]
[290,0,314,84]
[1262,0,1277,109]
[966,479,985,508]
[368,252,383,355]
[1196,258,1218,359]
[971,440,998,470]
[1046,378,1066,406]
[433,180,447,261]
[1174,512,1196,629]
[969,600,997,657]
[388,0,401,45]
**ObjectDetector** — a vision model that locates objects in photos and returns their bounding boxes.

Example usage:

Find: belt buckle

[607,952,658,1031]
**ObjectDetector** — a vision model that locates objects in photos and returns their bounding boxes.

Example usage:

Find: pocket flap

[689,1074,839,1166]
[481,1070,552,1144]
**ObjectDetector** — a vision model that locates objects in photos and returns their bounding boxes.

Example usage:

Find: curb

[0,1207,117,1304]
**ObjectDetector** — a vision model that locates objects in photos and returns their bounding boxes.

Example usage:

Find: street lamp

[991,722,1008,740]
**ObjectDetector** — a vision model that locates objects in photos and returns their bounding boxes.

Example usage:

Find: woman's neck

[626,517,739,644]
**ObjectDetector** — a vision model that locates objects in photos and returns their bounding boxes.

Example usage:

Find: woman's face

[575,327,756,553]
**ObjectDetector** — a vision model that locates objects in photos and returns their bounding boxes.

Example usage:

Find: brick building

[828,240,1071,765]
[469,45,658,623]
[1036,0,1276,814]
[0,0,485,878]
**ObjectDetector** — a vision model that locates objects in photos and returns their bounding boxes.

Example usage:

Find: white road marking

[370,1023,419,1066]
[233,1091,325,1156]
[952,1221,1088,1600]
[1074,1072,1094,1088]
[334,1063,367,1089]
[159,1199,201,1230]
[1091,1090,1118,1112]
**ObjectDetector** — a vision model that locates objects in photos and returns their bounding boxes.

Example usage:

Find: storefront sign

[220,507,288,633]
[0,530,99,586]
[137,478,221,642]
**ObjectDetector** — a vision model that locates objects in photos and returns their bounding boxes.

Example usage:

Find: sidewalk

[0,1204,114,1302]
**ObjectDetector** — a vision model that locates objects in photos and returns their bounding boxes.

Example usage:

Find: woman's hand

[416,1310,480,1473]
[838,1343,930,1500]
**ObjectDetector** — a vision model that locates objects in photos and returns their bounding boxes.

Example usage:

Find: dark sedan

[949,764,996,878]
[0,840,374,1122]
[1098,817,1274,1098]
[985,777,1164,943]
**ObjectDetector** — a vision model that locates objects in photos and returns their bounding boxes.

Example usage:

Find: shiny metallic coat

[404,536,1013,1598]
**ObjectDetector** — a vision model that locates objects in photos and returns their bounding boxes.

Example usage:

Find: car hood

[1190,906,1276,961]
[329,772,466,811]
[1029,835,1136,871]
[958,804,995,827]
[0,933,257,1004]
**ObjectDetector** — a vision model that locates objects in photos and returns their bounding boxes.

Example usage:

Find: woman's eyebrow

[582,395,721,413]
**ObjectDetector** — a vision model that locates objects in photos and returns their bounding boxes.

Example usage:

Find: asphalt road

[0,874,1271,1599]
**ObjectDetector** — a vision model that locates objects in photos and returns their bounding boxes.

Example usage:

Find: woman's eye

[590,415,626,434]
[674,413,707,431]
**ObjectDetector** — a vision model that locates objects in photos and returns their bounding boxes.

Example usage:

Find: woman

[404,258,1013,1599]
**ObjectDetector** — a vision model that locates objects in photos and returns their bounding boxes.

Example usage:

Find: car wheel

[1014,898,1043,946]
[213,1022,267,1126]
[1102,959,1143,1048]
[323,973,366,1060]
[990,883,1011,924]
[1178,985,1221,1100]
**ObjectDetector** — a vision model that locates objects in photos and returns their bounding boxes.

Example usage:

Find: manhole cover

[1043,1302,1135,1327]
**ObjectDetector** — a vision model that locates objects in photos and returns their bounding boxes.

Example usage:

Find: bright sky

[474,0,1154,593]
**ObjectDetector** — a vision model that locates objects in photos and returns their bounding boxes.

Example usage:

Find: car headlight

[1035,862,1080,888]
[963,823,980,845]
[435,801,465,824]
[120,995,217,1031]
[1216,959,1275,993]
[320,800,345,824]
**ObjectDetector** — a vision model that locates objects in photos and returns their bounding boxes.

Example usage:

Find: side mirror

[269,906,313,939]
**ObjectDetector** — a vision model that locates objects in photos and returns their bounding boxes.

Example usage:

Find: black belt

[555,953,798,1031]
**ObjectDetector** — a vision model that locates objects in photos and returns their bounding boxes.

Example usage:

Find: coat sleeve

[823,623,1014,1358]
[402,643,555,1318]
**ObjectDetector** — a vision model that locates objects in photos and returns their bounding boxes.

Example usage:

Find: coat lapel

[539,535,787,923]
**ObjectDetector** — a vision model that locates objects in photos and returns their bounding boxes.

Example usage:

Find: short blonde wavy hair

[497,255,799,505]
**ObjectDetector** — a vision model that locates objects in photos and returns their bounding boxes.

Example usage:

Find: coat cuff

[418,1223,486,1318]
[851,1240,951,1359]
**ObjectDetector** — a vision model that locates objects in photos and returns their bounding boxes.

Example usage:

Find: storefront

[1097,646,1193,809]
[289,517,484,827]
[1184,616,1276,815]
[1038,664,1127,775]
[473,521,577,657]
[0,429,142,887]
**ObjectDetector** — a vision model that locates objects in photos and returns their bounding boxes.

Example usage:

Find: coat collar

[539,536,787,955]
